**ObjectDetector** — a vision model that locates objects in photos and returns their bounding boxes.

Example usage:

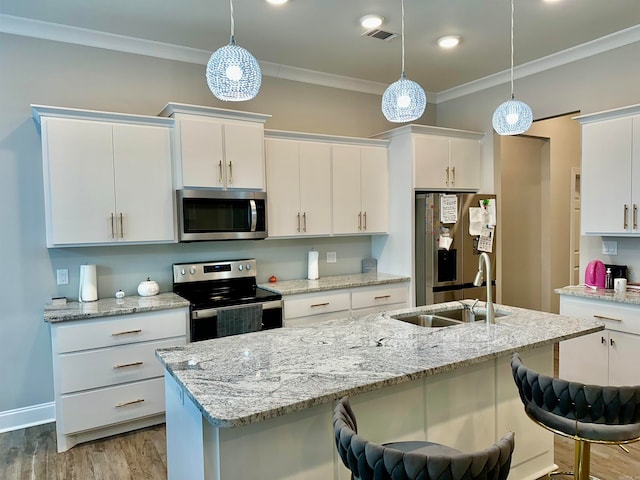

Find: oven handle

[193,300,282,319]
[249,199,258,232]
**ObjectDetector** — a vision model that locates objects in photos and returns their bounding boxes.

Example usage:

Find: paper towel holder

[308,249,319,280]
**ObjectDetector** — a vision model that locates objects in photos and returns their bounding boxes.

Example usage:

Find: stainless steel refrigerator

[415,193,497,306]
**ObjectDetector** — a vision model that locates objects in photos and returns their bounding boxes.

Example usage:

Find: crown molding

[437,24,640,104]
[2,14,638,103]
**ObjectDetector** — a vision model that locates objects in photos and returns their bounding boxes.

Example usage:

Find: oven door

[190,299,282,342]
[177,189,267,242]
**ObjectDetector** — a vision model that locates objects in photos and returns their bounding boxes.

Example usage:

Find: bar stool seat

[333,396,515,480]
[511,352,640,479]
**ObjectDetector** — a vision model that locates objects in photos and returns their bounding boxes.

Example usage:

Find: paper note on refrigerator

[480,199,497,226]
[440,194,458,224]
[468,207,483,235]
[478,226,495,253]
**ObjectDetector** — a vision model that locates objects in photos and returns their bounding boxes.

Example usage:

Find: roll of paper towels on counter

[307,250,319,280]
[78,264,98,302]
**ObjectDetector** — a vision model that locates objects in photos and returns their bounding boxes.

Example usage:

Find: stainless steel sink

[392,314,462,328]
[434,307,511,322]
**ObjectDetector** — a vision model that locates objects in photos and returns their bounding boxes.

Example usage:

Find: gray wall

[0,32,437,413]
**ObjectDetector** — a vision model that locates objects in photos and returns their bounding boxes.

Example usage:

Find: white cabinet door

[265,138,301,237]
[360,146,389,234]
[559,331,609,385]
[224,122,265,190]
[112,124,174,242]
[449,138,481,191]
[332,144,362,234]
[413,136,449,189]
[44,118,117,245]
[608,331,640,386]
[580,117,633,234]
[299,141,332,235]
[177,116,224,188]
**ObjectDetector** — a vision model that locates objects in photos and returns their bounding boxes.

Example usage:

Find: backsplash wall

[580,236,640,283]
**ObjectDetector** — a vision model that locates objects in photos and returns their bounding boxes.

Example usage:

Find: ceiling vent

[362,29,398,41]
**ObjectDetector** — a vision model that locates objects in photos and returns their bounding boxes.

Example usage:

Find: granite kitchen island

[155,301,602,480]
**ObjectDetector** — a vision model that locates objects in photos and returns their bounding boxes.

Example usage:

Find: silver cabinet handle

[116,398,144,408]
[634,204,638,229]
[593,314,622,322]
[624,204,629,229]
[310,302,330,307]
[114,361,143,369]
[228,161,233,184]
[451,166,456,185]
[112,329,142,336]
[363,211,367,230]
[297,212,301,232]
[374,295,391,300]
[119,213,124,239]
[445,167,450,186]
[110,213,115,239]
[302,212,307,232]
[358,212,362,231]
[218,160,223,184]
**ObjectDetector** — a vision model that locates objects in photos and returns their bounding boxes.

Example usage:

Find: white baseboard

[0,402,55,433]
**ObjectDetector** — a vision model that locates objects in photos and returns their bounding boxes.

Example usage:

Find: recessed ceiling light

[266,0,288,5]
[360,15,383,30]
[437,35,461,49]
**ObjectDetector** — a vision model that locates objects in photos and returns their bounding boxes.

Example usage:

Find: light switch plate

[327,252,337,263]
[56,269,69,285]
[602,240,618,255]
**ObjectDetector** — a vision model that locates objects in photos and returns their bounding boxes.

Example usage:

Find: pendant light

[381,0,426,123]
[206,0,262,101]
[492,0,532,135]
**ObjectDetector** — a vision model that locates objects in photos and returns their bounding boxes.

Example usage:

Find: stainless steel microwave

[177,190,267,241]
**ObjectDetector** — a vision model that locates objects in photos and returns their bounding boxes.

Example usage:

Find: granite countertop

[155,300,602,429]
[258,272,410,295]
[556,285,640,305]
[44,292,190,323]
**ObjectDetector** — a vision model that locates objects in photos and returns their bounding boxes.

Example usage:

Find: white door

[112,124,175,242]
[332,144,362,234]
[177,116,224,188]
[224,122,265,190]
[265,138,301,237]
[449,138,481,190]
[559,332,609,385]
[299,141,332,236]
[44,118,116,245]
[360,146,389,234]
[607,331,640,386]
[413,136,449,189]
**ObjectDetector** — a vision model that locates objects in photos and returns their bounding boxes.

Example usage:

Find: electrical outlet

[56,269,69,285]
[327,252,337,263]
[602,240,618,255]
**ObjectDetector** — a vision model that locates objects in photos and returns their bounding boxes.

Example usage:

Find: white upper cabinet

[577,105,640,235]
[33,106,175,247]
[413,133,481,190]
[265,137,331,237]
[332,144,389,235]
[159,103,270,190]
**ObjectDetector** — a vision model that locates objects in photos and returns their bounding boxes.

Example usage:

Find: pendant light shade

[492,0,532,135]
[382,0,426,123]
[206,0,261,102]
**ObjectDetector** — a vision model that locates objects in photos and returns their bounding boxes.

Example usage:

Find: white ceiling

[2,0,639,95]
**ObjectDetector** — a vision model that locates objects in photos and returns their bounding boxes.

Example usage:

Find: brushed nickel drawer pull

[363,211,367,230]
[624,204,629,229]
[119,212,124,239]
[451,166,456,185]
[634,204,638,229]
[303,212,307,232]
[112,329,143,336]
[228,161,233,184]
[297,212,301,232]
[218,160,223,184]
[374,295,392,300]
[110,213,115,239]
[445,167,450,186]
[593,314,622,322]
[358,212,362,231]
[310,302,330,308]
[113,361,143,369]
[115,398,144,408]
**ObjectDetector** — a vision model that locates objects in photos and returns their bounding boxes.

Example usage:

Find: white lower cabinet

[283,283,409,327]
[50,308,188,452]
[559,295,640,386]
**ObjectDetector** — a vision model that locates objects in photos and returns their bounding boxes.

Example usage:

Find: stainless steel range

[173,259,282,342]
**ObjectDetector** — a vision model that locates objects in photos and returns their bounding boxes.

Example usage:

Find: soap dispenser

[605,268,613,290]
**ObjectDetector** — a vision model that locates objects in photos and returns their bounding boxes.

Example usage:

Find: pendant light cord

[510,0,514,99]
[401,0,406,76]
[229,0,235,41]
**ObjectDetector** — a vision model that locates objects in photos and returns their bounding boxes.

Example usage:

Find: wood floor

[1,421,639,480]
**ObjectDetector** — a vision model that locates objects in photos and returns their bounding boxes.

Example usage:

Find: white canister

[614,278,627,293]
[78,264,98,302]
[137,277,160,297]
[307,250,319,280]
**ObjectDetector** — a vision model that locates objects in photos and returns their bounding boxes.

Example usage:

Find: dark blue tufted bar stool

[511,352,640,480]
[333,396,515,480]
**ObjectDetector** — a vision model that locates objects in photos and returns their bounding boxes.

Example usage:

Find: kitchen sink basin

[433,307,512,322]
[391,314,462,328]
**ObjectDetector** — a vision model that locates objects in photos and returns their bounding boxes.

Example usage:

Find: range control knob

[189,267,196,274]
[246,264,251,271]
[238,264,243,271]
[180,268,186,275]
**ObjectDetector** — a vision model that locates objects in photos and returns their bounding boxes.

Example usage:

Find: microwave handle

[249,199,257,232]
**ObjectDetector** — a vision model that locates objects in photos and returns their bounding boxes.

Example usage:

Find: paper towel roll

[307,250,319,280]
[78,264,98,302]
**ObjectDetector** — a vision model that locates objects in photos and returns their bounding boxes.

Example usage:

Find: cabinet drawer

[351,284,409,310]
[58,337,185,394]
[60,377,165,434]
[284,291,350,320]
[54,308,188,353]
[560,296,640,335]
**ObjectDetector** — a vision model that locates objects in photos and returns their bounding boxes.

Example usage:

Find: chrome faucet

[473,252,495,324]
